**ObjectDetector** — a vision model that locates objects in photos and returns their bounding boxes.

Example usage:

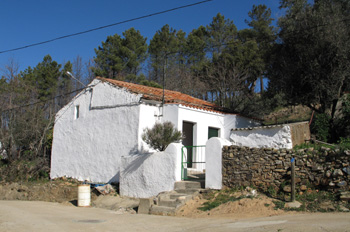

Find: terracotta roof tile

[97,77,225,113]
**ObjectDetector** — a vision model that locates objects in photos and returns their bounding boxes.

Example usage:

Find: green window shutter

[208,127,219,139]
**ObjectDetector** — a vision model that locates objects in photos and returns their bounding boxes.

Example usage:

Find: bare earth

[177,194,291,219]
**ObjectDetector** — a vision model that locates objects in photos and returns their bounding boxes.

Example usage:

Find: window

[74,105,80,119]
[208,127,219,139]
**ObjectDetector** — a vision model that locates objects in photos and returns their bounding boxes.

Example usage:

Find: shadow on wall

[108,171,120,184]
[122,154,152,175]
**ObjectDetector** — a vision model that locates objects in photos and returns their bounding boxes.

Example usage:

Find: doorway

[182,121,194,167]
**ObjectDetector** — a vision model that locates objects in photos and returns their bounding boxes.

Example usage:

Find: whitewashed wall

[120,143,182,198]
[205,137,231,189]
[230,125,293,149]
[51,80,142,183]
[137,104,161,153]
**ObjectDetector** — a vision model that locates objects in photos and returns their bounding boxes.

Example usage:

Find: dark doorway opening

[182,121,194,168]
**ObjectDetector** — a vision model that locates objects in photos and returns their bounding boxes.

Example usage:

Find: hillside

[263,105,312,125]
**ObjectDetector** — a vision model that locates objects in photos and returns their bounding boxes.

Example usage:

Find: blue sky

[0,0,284,74]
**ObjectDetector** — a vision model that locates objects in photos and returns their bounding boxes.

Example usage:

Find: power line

[0,0,213,54]
[0,87,87,114]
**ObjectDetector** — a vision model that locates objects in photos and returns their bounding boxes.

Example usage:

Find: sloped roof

[97,77,226,113]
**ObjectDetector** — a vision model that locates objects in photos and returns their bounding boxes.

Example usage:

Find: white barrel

[78,184,91,207]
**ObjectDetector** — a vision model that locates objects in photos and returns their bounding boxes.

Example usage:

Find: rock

[284,195,291,202]
[312,165,323,171]
[285,201,302,209]
[326,170,332,177]
[138,198,153,214]
[296,160,304,166]
[275,160,283,165]
[339,205,350,212]
[283,186,291,193]
[319,201,335,211]
[337,181,347,187]
[329,182,335,187]
[343,167,350,175]
[332,169,343,177]
[340,191,350,201]
[320,178,329,186]
[344,150,350,156]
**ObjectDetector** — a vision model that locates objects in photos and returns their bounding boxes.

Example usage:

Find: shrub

[310,113,330,142]
[142,121,183,151]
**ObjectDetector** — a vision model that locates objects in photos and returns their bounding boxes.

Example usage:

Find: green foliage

[124,74,162,88]
[338,137,350,150]
[296,190,335,212]
[310,113,331,142]
[293,142,334,151]
[142,121,183,151]
[334,94,350,140]
[266,185,278,198]
[93,28,148,79]
[24,55,62,101]
[0,55,74,164]
[272,189,338,212]
[272,200,285,210]
[269,0,350,118]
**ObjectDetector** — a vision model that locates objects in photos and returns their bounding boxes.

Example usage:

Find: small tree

[142,121,183,151]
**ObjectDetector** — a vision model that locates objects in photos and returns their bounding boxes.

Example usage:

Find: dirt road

[0,200,349,232]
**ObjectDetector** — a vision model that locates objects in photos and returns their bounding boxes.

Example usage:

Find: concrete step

[175,188,200,195]
[174,181,201,190]
[158,199,178,208]
[150,205,176,216]
[148,181,204,216]
[169,193,187,200]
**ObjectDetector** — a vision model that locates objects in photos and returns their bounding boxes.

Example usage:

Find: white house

[50,77,260,183]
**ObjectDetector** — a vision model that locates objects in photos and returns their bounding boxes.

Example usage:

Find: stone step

[158,199,178,208]
[150,205,176,216]
[175,188,200,195]
[169,193,187,200]
[174,181,201,190]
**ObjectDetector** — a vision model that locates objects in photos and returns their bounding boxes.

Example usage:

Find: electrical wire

[0,0,213,54]
[0,87,88,113]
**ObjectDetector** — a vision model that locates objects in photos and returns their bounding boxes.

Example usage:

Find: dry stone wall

[222,146,350,194]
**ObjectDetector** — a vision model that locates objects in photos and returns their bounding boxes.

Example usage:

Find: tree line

[0,0,349,165]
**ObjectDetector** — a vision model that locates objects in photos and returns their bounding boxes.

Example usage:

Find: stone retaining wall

[222,146,350,194]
